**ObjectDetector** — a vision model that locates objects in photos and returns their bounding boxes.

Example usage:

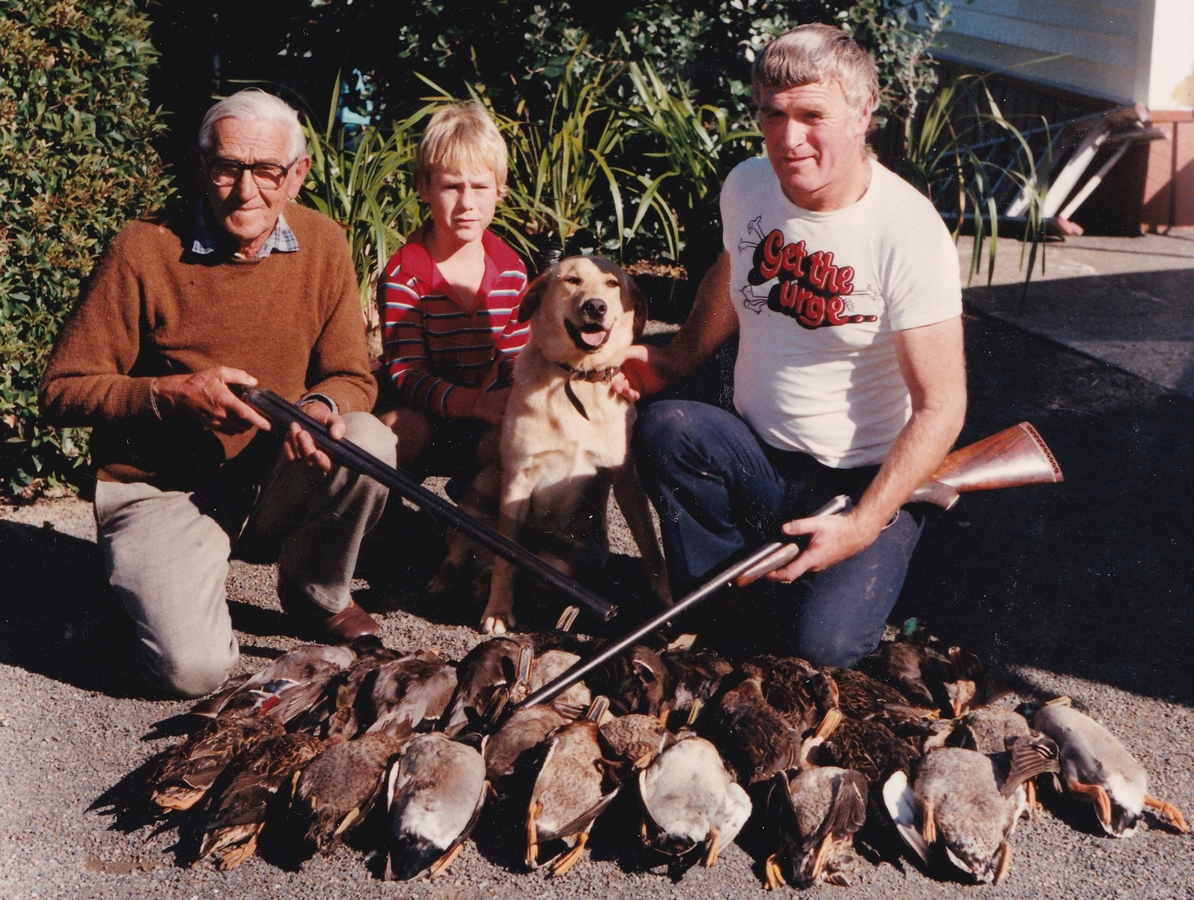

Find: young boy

[377,103,528,505]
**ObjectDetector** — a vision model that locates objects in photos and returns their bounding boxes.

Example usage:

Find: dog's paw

[480,600,515,635]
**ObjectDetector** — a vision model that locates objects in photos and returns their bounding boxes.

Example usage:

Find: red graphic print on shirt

[744,227,878,329]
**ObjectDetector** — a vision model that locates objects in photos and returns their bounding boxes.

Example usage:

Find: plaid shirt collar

[191,199,299,258]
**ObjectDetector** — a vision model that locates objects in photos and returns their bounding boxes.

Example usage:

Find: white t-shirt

[721,156,962,468]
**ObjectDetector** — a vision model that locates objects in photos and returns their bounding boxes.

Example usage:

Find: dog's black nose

[581,298,607,321]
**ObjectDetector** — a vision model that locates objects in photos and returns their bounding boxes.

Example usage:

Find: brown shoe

[289,598,379,643]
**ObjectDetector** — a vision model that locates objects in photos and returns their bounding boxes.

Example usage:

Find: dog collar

[554,363,620,421]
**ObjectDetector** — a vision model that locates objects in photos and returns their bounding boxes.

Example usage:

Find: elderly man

[41,89,396,698]
[624,24,967,668]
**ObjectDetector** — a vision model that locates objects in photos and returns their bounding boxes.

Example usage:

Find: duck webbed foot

[429,842,464,876]
[764,852,786,889]
[550,832,588,877]
[1145,794,1190,833]
[1068,778,1113,829]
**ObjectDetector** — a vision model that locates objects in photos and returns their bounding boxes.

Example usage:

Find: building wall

[935,0,1193,112]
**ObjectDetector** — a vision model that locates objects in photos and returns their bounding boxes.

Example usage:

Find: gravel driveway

[2,311,1192,900]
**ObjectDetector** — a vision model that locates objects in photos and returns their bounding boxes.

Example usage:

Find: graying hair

[198,89,308,162]
[751,24,879,115]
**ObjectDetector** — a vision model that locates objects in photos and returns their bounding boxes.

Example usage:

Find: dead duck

[599,713,670,777]
[384,732,488,880]
[198,731,323,869]
[659,646,734,723]
[638,732,751,867]
[526,697,619,877]
[587,644,668,718]
[953,706,1060,815]
[527,649,591,712]
[821,666,937,731]
[291,731,404,854]
[1032,696,1189,837]
[442,636,535,737]
[884,745,1024,885]
[704,669,800,786]
[293,636,405,742]
[809,713,919,817]
[765,760,868,889]
[746,655,840,738]
[482,705,571,792]
[858,637,952,709]
[365,650,458,739]
[192,643,356,724]
[151,709,285,812]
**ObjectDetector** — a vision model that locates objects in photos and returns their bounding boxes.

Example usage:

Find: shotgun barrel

[235,387,618,622]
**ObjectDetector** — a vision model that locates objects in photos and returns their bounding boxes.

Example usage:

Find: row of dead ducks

[144,625,1189,887]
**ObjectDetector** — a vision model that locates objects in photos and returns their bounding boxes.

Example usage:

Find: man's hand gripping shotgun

[735,422,1064,587]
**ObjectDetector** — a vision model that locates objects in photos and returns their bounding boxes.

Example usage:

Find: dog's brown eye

[606,279,619,288]
[564,276,582,285]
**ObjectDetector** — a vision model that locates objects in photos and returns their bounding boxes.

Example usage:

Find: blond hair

[751,24,879,116]
[414,103,509,197]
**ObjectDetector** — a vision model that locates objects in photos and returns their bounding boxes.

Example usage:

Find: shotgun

[517,422,1062,710]
[733,422,1063,586]
[234,386,618,622]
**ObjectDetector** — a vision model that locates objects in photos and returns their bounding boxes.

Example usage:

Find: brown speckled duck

[526,697,619,877]
[365,650,458,739]
[746,655,840,738]
[482,705,570,792]
[291,731,404,854]
[151,709,285,812]
[198,731,323,869]
[599,713,670,777]
[704,669,800,785]
[442,636,535,738]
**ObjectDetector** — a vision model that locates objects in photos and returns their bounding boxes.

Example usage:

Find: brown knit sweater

[40,202,377,488]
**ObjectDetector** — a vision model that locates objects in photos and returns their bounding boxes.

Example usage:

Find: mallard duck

[198,732,323,869]
[442,636,535,737]
[482,705,570,791]
[598,713,670,777]
[291,731,403,854]
[365,650,458,739]
[293,636,405,742]
[953,706,1059,815]
[638,732,751,867]
[587,644,667,717]
[384,732,488,880]
[809,714,919,817]
[765,762,868,889]
[746,655,839,738]
[884,746,1023,884]
[527,649,591,712]
[821,666,937,730]
[704,669,800,786]
[192,643,356,724]
[857,638,952,709]
[659,647,734,722]
[526,697,619,877]
[151,709,285,812]
[1032,697,1189,836]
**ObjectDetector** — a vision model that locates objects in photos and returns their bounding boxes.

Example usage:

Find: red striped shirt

[379,227,529,418]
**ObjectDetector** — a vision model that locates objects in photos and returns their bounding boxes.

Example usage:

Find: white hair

[198,89,308,161]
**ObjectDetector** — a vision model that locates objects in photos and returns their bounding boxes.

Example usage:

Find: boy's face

[419,166,500,249]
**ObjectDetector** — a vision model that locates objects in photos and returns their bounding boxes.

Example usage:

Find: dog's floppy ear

[622,270,648,341]
[518,263,557,322]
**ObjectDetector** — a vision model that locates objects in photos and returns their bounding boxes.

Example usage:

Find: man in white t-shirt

[622,23,966,667]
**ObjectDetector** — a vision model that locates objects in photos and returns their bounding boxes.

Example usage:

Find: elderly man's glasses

[204,157,298,189]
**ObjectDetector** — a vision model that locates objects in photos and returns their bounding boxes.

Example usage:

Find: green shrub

[0,0,170,496]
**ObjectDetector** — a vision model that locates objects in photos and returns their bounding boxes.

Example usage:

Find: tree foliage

[0,0,171,494]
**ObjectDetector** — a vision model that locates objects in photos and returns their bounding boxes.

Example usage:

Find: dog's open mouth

[565,320,610,353]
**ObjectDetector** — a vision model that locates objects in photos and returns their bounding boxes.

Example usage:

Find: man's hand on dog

[471,388,510,425]
[766,511,881,582]
[152,367,272,435]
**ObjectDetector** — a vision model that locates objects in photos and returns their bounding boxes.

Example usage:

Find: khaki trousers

[94,412,396,698]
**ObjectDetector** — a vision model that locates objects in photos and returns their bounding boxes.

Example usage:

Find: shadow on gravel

[0,519,140,695]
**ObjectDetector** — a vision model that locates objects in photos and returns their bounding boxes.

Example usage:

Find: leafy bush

[0,0,170,495]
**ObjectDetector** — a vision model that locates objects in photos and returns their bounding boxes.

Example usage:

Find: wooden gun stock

[735,422,1062,586]
[908,422,1063,511]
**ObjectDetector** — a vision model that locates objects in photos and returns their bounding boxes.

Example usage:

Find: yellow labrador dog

[481,257,672,634]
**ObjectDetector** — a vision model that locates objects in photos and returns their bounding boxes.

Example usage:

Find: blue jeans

[633,400,924,668]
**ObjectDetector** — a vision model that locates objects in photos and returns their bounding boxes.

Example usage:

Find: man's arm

[768,315,967,581]
[617,251,739,399]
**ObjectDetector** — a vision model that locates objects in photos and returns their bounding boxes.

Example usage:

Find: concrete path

[959,232,1194,399]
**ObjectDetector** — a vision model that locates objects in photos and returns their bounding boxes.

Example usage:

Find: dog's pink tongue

[581,329,607,348]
